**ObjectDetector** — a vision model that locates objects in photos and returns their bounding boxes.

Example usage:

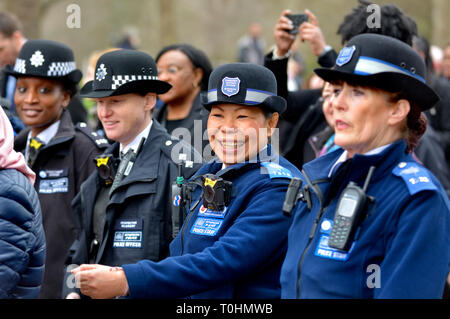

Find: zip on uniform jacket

[296,169,327,299]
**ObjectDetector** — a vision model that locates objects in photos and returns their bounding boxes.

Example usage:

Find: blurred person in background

[441,44,450,81]
[154,44,212,158]
[237,22,265,65]
[0,11,26,134]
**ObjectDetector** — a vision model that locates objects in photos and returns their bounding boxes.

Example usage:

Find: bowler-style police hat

[314,33,439,111]
[202,63,286,113]
[4,39,82,84]
[80,49,171,98]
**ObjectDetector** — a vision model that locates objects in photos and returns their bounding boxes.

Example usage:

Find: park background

[1,0,449,82]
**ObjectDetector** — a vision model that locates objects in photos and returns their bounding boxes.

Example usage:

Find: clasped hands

[67,264,129,299]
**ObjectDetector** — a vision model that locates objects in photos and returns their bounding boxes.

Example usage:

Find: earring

[192,82,198,88]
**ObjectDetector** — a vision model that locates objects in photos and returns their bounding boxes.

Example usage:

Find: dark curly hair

[337,0,418,45]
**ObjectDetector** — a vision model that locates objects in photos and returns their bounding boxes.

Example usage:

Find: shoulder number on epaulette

[261,162,293,179]
[75,122,109,148]
[392,161,437,195]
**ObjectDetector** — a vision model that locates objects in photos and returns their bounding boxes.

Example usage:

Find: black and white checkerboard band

[13,59,76,76]
[111,75,159,89]
[47,61,77,76]
[13,58,26,74]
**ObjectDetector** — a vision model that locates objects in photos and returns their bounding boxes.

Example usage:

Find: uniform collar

[328,143,393,177]
[120,120,152,156]
[304,139,408,182]
[27,120,60,146]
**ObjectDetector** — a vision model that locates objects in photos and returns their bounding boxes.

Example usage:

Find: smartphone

[286,13,308,35]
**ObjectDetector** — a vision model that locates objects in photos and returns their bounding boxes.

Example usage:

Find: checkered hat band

[111,74,159,89]
[47,61,77,77]
[13,58,26,74]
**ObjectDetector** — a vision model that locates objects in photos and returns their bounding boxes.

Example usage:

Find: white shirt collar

[328,143,392,177]
[120,120,152,156]
[26,120,60,146]
[26,120,60,159]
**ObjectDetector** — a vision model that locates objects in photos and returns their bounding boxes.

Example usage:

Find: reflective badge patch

[113,219,143,248]
[190,217,223,236]
[96,63,107,81]
[30,50,45,67]
[39,177,69,194]
[314,218,355,261]
[221,77,240,97]
[336,45,356,66]
[197,205,228,219]
[261,162,293,179]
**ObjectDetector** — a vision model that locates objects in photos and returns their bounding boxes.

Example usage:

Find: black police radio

[328,166,376,251]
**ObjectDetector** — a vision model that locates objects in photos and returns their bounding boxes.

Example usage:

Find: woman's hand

[71,264,129,299]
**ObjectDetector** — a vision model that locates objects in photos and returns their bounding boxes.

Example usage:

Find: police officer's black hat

[202,63,286,113]
[4,39,82,84]
[80,49,171,98]
[314,33,439,111]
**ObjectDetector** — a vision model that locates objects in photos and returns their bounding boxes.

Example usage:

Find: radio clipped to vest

[328,166,376,251]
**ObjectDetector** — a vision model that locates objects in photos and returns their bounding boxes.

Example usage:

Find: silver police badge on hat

[336,45,356,66]
[221,77,240,97]
[95,63,108,81]
[30,50,45,67]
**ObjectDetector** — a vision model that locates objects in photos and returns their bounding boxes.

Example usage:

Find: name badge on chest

[113,218,143,248]
[313,219,356,261]
[38,168,69,194]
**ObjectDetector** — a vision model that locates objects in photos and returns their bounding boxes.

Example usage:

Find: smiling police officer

[63,49,202,299]
[70,63,301,299]
[7,40,108,299]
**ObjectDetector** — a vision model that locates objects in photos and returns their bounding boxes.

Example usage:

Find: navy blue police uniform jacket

[122,145,301,298]
[280,140,450,298]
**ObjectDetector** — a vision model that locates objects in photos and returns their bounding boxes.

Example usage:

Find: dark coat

[0,169,46,299]
[14,110,108,298]
[63,120,203,297]
[153,93,210,159]
[263,53,322,168]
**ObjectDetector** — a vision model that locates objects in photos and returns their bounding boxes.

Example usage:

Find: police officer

[71,63,301,299]
[280,34,450,298]
[64,49,203,299]
[6,39,109,298]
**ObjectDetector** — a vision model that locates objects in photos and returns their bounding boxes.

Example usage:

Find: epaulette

[75,122,109,149]
[260,162,293,179]
[160,137,202,171]
[392,161,437,195]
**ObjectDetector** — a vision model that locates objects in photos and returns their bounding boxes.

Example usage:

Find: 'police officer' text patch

[190,217,223,236]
